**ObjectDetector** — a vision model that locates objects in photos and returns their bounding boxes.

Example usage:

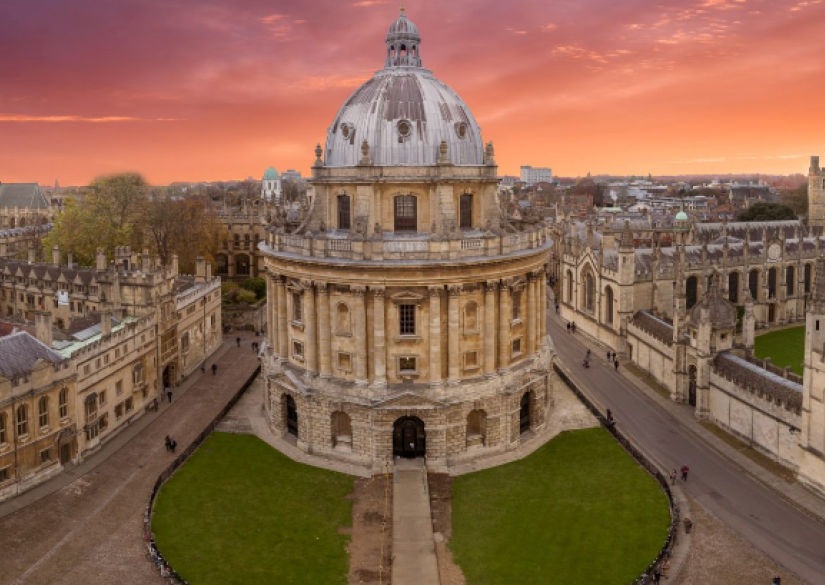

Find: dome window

[397,119,412,140]
[341,124,351,140]
[456,122,468,139]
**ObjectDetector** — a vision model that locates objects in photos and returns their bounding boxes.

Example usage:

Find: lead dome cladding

[323,9,484,168]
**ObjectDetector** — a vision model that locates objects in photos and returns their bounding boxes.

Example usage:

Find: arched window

[686,276,698,309]
[38,396,49,429]
[604,286,614,325]
[244,234,250,249]
[331,411,352,450]
[749,269,759,300]
[464,301,478,331]
[337,195,351,230]
[786,265,795,296]
[394,195,417,232]
[216,254,228,275]
[16,405,28,437]
[235,254,250,276]
[566,270,573,303]
[59,388,68,419]
[519,392,532,434]
[768,267,777,299]
[0,413,6,445]
[233,233,240,248]
[466,409,487,446]
[805,263,812,294]
[335,303,351,335]
[459,194,473,229]
[728,272,739,304]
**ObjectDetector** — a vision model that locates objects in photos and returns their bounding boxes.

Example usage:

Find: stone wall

[222,302,266,333]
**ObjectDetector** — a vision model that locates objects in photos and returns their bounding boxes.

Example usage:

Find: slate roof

[0,331,65,378]
[630,310,675,345]
[713,352,802,412]
[0,183,49,209]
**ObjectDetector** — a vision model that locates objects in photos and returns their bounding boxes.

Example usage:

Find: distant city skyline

[2,0,824,185]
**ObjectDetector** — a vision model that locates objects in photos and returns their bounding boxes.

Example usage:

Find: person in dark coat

[236,337,241,347]
[170,438,177,454]
[212,363,217,375]
[164,436,172,452]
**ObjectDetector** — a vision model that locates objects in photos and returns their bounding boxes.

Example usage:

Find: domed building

[259,9,554,471]
[261,166,282,205]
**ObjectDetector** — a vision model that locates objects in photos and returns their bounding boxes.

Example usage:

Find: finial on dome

[400,4,405,13]
[314,143,323,167]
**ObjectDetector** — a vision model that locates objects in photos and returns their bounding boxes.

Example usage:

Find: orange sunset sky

[1,0,824,186]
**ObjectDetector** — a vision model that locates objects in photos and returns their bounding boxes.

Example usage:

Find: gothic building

[259,10,554,472]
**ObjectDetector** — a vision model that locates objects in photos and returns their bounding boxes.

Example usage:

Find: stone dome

[688,276,738,329]
[323,10,484,168]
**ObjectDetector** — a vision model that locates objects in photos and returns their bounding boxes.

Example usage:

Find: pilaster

[484,281,497,377]
[428,286,443,387]
[353,286,368,385]
[447,285,461,384]
[373,287,387,387]
[318,283,332,378]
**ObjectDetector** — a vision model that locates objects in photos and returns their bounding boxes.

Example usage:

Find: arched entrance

[520,392,532,434]
[162,364,174,388]
[768,303,776,323]
[393,416,425,458]
[688,365,697,407]
[285,395,298,437]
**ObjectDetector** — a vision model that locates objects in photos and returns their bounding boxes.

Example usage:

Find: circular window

[397,119,412,138]
[456,122,467,139]
[341,124,351,139]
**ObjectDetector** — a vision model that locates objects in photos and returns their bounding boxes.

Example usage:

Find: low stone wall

[222,301,266,333]
[627,324,676,394]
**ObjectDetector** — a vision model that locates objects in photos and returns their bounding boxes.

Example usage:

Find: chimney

[195,256,206,283]
[33,310,53,347]
[205,261,212,282]
[142,248,151,272]
[171,253,179,277]
[101,309,112,338]
[67,251,74,268]
[52,244,60,266]
[28,243,36,264]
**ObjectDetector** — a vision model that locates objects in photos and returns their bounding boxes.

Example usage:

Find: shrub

[240,277,266,300]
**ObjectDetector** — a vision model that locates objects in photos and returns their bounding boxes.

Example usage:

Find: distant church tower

[262,166,282,205]
[808,156,825,228]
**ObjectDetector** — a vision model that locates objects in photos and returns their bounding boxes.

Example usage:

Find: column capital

[447,284,462,296]
[485,280,498,293]
[352,285,367,297]
[273,274,285,285]
[317,282,329,294]
[499,280,510,292]
[372,287,386,298]
[428,286,442,298]
[300,279,314,290]
[527,271,538,282]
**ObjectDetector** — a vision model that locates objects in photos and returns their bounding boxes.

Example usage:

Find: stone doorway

[60,443,71,465]
[285,395,298,437]
[520,392,532,434]
[393,416,426,458]
[688,365,697,407]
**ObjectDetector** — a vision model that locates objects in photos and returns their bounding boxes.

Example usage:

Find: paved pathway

[391,458,440,585]
[549,298,825,584]
[0,334,260,585]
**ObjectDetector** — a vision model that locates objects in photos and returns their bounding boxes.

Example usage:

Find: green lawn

[450,428,670,585]
[754,325,805,375]
[152,433,354,585]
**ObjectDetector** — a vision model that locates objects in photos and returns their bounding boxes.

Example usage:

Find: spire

[619,220,633,251]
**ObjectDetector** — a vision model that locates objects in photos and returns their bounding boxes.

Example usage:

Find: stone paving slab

[0,334,260,585]
[391,459,440,585]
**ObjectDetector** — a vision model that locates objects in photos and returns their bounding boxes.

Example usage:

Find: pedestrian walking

[164,435,172,452]
[614,359,619,371]
[572,322,576,332]
[170,438,177,454]
[652,567,661,584]
[152,398,159,412]
[669,469,677,486]
[236,337,241,347]
[682,516,693,534]
[661,558,670,578]
[606,350,611,361]
[772,577,782,585]
[567,322,571,332]
[681,464,689,481]
[201,364,205,374]
[211,363,217,375]
[166,387,173,402]
[555,303,559,315]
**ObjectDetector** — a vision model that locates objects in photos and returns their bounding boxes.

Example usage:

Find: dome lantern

[385,7,422,68]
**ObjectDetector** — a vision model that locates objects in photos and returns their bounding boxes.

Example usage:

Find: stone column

[539,270,548,345]
[303,281,318,374]
[429,286,443,387]
[526,273,537,355]
[484,281,497,377]
[353,286,368,385]
[318,283,331,378]
[373,288,387,387]
[498,281,510,372]
[275,276,288,361]
[448,285,461,384]
[266,273,277,356]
